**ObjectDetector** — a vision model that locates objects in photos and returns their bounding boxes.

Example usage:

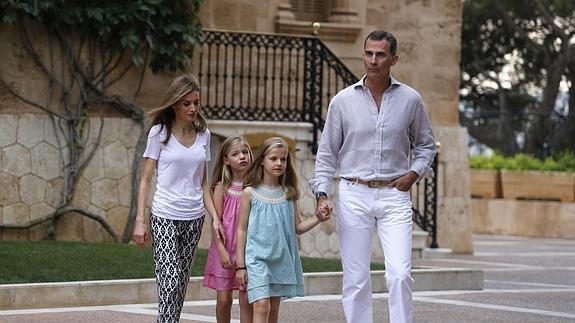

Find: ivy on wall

[0,0,204,242]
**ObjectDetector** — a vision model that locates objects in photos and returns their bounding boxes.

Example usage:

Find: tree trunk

[496,90,519,156]
[461,88,519,156]
[523,47,570,158]
[551,55,575,153]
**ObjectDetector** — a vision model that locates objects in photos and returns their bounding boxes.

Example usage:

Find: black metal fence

[198,29,356,153]
[411,154,439,248]
[199,29,439,247]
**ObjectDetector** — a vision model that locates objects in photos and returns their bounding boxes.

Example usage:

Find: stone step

[411,230,429,259]
[0,268,483,310]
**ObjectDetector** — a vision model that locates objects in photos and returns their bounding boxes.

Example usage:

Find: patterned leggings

[150,214,204,323]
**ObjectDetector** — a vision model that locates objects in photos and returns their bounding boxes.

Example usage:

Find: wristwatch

[315,191,327,200]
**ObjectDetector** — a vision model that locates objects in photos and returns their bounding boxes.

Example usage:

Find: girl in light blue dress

[235,137,331,323]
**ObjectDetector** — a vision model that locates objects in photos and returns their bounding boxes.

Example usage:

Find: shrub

[469,151,575,172]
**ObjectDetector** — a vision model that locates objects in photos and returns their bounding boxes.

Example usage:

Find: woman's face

[173,91,200,124]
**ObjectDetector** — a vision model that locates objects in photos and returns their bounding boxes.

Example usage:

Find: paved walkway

[1,234,574,322]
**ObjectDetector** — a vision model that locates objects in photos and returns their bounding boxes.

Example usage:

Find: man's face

[363,38,398,80]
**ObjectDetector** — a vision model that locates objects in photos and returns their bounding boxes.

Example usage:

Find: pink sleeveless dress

[203,182,245,291]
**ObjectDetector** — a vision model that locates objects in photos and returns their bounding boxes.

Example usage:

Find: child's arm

[213,182,231,269]
[294,200,330,234]
[202,165,225,244]
[235,188,252,287]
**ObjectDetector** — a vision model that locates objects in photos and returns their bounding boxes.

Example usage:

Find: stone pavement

[1,234,574,322]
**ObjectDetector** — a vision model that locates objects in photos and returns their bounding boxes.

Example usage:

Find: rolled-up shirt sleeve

[409,100,436,178]
[309,99,342,195]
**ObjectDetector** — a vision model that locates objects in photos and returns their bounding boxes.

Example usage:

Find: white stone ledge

[0,267,483,310]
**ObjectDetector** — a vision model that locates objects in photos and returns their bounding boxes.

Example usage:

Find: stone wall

[0,115,343,258]
[0,114,140,241]
[472,199,575,239]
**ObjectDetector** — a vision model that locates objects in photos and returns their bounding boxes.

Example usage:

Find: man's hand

[392,171,418,192]
[316,197,333,221]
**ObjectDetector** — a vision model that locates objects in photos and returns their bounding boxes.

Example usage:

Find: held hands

[132,220,148,250]
[391,171,418,192]
[315,198,333,222]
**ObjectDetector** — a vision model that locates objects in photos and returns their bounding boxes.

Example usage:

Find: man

[309,30,436,323]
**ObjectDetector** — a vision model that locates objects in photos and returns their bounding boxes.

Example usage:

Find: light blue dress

[244,185,305,304]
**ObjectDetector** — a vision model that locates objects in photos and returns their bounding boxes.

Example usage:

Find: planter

[470,169,502,198]
[500,170,575,202]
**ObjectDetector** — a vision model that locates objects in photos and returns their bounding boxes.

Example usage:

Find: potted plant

[499,153,575,202]
[469,154,505,198]
[470,152,575,202]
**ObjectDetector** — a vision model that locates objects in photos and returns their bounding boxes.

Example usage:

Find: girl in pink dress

[204,136,253,322]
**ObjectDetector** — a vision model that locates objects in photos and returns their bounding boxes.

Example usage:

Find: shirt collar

[354,75,402,91]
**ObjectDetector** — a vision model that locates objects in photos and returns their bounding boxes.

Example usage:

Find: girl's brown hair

[244,137,299,200]
[211,136,253,190]
[147,73,207,144]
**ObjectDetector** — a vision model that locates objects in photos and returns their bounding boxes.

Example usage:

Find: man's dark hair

[364,30,397,55]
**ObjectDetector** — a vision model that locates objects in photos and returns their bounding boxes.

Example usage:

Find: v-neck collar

[172,132,198,149]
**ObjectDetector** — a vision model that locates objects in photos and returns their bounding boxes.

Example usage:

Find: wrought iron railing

[411,152,439,248]
[198,29,438,248]
[198,29,356,152]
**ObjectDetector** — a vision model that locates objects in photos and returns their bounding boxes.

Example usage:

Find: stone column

[328,0,360,24]
[276,1,295,21]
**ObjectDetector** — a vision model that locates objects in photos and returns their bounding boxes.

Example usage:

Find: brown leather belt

[341,177,392,188]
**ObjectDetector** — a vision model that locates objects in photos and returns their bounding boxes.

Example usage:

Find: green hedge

[469,152,575,172]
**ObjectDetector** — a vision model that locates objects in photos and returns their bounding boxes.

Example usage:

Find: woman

[133,73,224,322]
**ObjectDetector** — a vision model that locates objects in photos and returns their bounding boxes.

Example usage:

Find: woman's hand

[132,220,148,250]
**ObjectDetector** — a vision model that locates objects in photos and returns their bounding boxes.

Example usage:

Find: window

[289,0,332,22]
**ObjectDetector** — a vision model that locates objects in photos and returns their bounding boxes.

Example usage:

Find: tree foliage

[461,0,575,157]
[0,0,203,241]
[1,0,203,71]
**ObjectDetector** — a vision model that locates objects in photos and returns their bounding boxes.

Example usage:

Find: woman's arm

[235,189,252,286]
[202,164,225,243]
[133,157,157,250]
[294,200,329,234]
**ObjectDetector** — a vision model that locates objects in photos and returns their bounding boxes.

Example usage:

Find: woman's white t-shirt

[143,124,211,220]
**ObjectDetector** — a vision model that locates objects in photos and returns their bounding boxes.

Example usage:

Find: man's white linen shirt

[310,76,436,195]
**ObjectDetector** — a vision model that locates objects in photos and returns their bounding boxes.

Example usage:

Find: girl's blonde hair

[211,136,253,189]
[244,137,299,200]
[147,73,207,144]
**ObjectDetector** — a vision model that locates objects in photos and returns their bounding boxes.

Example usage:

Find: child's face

[224,143,251,173]
[261,147,288,178]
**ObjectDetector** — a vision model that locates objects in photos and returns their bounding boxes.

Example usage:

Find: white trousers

[337,179,414,323]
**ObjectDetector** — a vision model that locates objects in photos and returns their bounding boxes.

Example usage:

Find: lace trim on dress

[246,185,287,204]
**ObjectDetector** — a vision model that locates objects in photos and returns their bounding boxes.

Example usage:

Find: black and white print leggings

[150,214,204,323]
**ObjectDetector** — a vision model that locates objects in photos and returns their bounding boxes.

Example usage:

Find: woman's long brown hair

[147,73,207,144]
